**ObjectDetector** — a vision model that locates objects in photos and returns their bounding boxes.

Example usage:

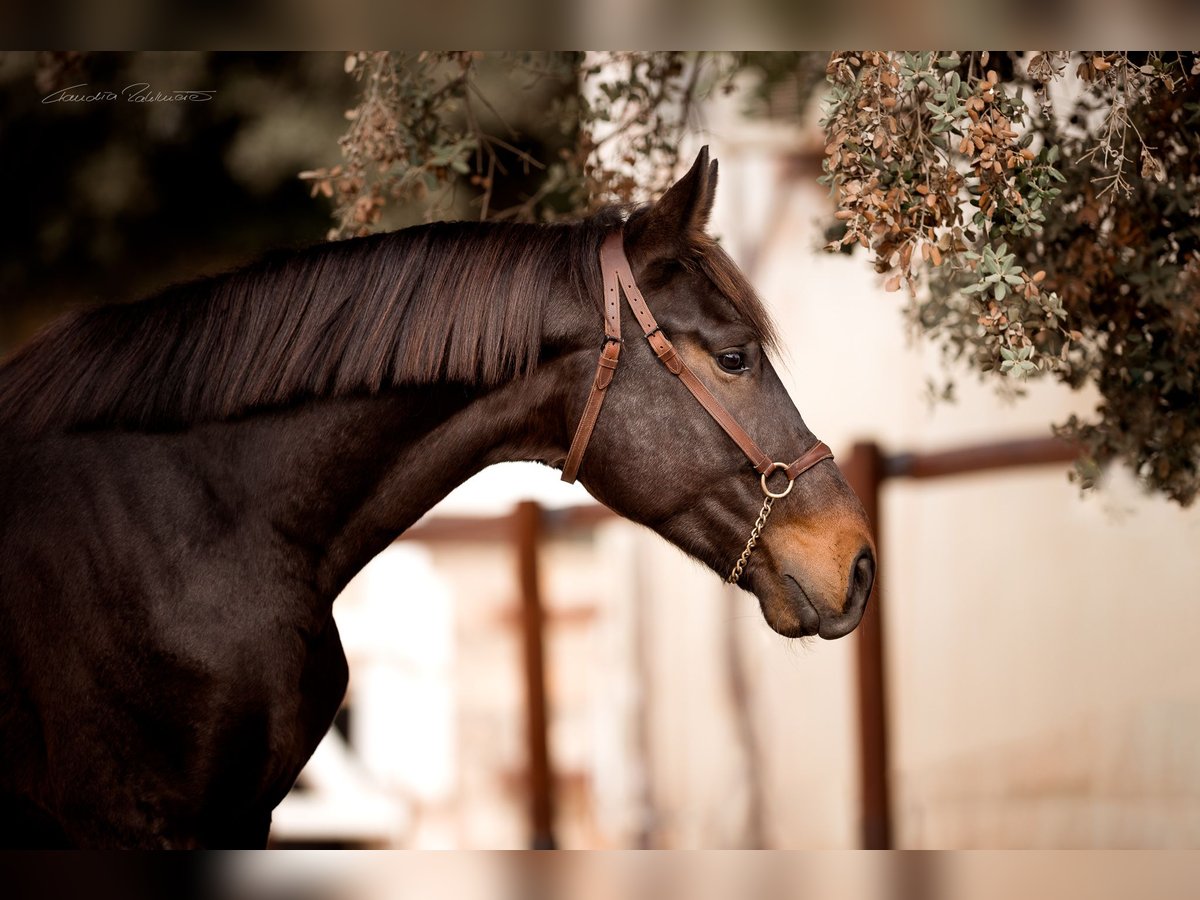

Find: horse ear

[627,147,718,264]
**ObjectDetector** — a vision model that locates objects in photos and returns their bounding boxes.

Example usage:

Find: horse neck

[223,356,578,601]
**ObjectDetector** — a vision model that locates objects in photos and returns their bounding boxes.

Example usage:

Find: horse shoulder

[0,433,345,844]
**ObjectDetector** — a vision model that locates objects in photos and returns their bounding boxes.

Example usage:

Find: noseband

[561,230,833,584]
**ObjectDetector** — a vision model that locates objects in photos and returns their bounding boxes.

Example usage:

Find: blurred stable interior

[4,53,1200,848]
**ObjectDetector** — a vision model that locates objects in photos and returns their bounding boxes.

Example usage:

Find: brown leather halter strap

[561,230,833,494]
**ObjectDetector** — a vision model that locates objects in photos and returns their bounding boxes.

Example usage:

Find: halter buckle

[760,462,795,499]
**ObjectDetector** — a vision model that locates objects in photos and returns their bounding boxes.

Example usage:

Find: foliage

[305,51,1200,506]
[300,52,574,233]
[821,51,1200,505]
[298,52,825,235]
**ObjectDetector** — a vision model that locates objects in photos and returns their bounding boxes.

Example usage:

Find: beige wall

[625,120,1200,847]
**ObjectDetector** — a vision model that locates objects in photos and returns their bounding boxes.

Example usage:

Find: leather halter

[561,230,834,581]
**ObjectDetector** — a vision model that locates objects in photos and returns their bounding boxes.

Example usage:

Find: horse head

[562,148,876,639]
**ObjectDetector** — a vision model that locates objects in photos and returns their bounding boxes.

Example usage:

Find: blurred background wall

[4,52,1200,849]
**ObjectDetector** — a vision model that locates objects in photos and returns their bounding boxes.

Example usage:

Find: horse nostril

[845,548,875,618]
[816,549,875,640]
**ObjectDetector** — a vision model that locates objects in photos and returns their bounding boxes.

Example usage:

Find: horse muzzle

[753,511,876,640]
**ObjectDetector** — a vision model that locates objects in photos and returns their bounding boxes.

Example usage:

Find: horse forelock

[683,237,779,354]
[621,202,779,354]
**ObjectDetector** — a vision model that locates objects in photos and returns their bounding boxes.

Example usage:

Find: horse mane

[0,207,776,436]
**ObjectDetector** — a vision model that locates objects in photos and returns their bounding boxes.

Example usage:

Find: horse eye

[716,350,748,373]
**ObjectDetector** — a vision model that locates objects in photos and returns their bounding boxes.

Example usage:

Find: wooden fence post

[842,441,892,849]
[513,500,556,849]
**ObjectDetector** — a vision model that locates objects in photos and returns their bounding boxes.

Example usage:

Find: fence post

[842,441,892,849]
[513,500,556,849]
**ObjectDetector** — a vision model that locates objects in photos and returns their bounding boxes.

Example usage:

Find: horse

[0,147,875,848]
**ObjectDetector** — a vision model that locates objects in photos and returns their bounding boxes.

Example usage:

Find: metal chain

[726,494,776,584]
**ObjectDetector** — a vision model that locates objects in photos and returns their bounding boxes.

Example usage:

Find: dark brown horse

[0,148,874,847]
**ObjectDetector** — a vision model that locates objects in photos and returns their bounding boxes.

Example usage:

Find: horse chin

[753,574,822,639]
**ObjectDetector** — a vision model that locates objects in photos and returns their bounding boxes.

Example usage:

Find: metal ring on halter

[760,462,795,499]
